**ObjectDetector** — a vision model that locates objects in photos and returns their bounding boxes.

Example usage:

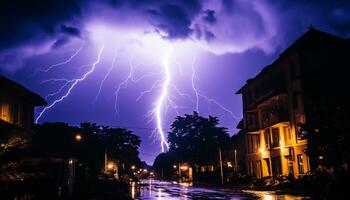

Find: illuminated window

[297,154,304,174]
[288,161,294,175]
[271,128,279,147]
[1,103,11,123]
[264,129,270,149]
[284,127,292,145]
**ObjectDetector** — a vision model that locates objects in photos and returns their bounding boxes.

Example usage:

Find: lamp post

[219,148,224,185]
[234,149,237,172]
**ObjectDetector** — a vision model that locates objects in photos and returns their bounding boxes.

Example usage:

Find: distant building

[236,28,349,179]
[0,74,46,155]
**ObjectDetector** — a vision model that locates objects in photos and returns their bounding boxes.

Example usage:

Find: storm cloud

[1,0,350,70]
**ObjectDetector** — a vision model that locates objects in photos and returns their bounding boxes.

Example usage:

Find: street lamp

[75,134,82,142]
[131,165,136,170]
[107,162,114,170]
[173,165,177,169]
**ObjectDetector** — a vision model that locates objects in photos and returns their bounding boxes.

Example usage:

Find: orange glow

[75,134,82,141]
[180,165,188,170]
[107,162,114,170]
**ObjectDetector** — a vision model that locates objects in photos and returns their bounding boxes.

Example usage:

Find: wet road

[131,179,311,200]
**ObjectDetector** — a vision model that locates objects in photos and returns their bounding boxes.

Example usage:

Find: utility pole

[104,148,107,173]
[234,149,237,172]
[219,148,224,185]
[178,162,181,182]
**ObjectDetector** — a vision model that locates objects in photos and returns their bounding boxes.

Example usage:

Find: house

[0,74,46,156]
[236,28,349,179]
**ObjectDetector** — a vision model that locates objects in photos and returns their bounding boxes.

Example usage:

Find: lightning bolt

[113,55,135,115]
[32,43,85,75]
[191,58,200,113]
[33,37,239,154]
[190,56,240,122]
[35,45,105,123]
[95,49,118,102]
[153,48,172,152]
[113,55,162,115]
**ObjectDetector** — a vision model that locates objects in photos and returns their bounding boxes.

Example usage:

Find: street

[132,180,311,200]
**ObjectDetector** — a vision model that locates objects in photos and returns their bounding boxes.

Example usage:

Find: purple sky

[1,0,350,164]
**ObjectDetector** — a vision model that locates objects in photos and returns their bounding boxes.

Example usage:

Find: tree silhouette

[168,112,229,165]
[100,127,141,168]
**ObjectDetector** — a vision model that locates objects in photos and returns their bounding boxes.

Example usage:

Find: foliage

[32,122,142,175]
[167,111,230,165]
[300,104,350,170]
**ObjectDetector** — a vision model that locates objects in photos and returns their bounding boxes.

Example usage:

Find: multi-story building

[236,28,349,179]
[0,74,46,152]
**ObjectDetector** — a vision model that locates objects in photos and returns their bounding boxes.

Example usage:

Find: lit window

[297,154,304,174]
[1,104,11,123]
[271,128,279,147]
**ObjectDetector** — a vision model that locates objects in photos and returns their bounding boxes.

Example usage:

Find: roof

[236,28,346,94]
[0,74,47,106]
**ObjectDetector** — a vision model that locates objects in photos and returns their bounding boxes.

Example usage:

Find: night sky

[1,0,350,164]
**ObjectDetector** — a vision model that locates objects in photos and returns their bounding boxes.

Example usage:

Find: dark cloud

[147,3,194,39]
[145,0,201,39]
[0,0,81,51]
[1,0,350,58]
[203,10,216,25]
[61,25,81,37]
[204,30,215,41]
[52,37,70,49]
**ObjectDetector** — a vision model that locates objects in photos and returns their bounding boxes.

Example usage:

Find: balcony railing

[261,110,289,129]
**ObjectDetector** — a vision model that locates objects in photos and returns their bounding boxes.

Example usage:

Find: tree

[33,122,142,175]
[153,152,175,180]
[167,112,230,165]
[100,127,142,168]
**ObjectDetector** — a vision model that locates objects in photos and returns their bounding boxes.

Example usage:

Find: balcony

[255,87,287,107]
[261,110,289,129]
[260,96,289,129]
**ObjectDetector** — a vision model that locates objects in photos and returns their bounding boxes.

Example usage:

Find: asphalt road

[132,179,311,200]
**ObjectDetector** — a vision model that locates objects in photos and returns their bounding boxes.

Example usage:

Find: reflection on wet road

[132,179,311,200]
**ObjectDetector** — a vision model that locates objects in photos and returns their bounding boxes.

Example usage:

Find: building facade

[0,74,46,154]
[236,28,349,179]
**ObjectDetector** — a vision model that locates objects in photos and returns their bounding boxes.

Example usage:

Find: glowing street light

[75,134,82,142]
[131,165,136,170]
[173,165,177,169]
[180,165,188,170]
[107,162,114,170]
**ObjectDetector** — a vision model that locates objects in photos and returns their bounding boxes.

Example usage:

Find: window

[246,135,251,153]
[252,135,260,153]
[264,129,270,149]
[284,127,292,145]
[297,154,304,174]
[15,104,23,127]
[271,128,280,147]
[1,103,11,123]
[208,165,214,172]
[271,157,282,177]
[247,135,260,153]
[288,161,294,175]
[255,135,260,150]
[264,159,271,176]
